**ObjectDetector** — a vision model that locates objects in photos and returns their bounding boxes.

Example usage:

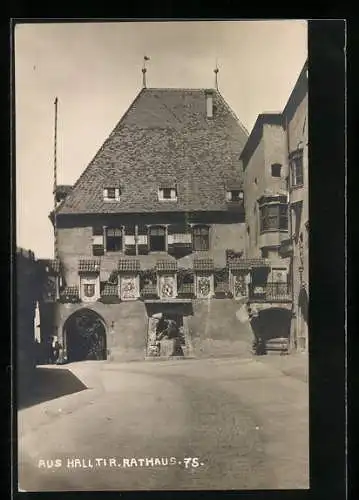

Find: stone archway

[252,307,292,344]
[63,309,107,362]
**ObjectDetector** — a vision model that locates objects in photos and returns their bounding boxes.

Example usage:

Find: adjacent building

[242,60,308,352]
[16,248,39,375]
[280,61,309,352]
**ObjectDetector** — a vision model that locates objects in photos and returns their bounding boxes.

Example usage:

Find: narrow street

[18,356,309,491]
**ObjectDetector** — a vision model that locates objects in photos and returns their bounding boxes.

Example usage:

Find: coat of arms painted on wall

[121,276,138,300]
[159,275,177,299]
[197,276,212,298]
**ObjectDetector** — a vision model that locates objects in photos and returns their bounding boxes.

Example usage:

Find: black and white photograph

[15,19,309,492]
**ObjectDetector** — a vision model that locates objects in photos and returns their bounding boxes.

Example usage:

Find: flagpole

[53,97,58,261]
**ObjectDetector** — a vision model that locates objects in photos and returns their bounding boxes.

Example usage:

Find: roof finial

[214,60,219,90]
[142,55,150,88]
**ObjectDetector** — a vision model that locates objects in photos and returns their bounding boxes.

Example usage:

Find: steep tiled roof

[57,88,248,215]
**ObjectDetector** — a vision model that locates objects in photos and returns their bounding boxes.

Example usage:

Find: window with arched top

[192,225,210,251]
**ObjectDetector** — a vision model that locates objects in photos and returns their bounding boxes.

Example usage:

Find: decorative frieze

[117,259,140,300]
[80,275,100,302]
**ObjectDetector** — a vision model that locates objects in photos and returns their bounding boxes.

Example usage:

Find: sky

[15,20,307,259]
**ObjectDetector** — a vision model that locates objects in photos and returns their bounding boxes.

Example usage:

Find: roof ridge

[217,90,249,137]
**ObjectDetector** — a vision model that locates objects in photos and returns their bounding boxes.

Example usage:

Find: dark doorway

[64,309,107,362]
[251,308,291,343]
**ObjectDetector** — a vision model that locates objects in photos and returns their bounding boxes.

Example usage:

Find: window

[290,151,304,187]
[158,187,177,201]
[103,187,121,201]
[260,203,288,232]
[149,226,166,251]
[106,228,123,252]
[124,225,136,255]
[92,227,104,255]
[271,163,282,177]
[192,225,210,251]
[227,190,244,202]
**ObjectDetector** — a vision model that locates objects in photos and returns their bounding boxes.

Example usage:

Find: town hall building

[40,62,308,363]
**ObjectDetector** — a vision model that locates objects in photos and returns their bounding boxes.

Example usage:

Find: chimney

[205,90,214,118]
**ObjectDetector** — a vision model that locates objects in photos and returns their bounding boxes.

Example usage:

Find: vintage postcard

[15,19,311,492]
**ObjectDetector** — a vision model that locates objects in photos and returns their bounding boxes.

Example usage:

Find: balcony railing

[249,283,292,302]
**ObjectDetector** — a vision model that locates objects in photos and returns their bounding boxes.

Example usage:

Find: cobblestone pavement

[18,356,309,492]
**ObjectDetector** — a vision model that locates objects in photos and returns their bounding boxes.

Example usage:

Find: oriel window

[260,204,288,232]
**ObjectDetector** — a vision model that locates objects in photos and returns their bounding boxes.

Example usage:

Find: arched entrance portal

[251,307,292,344]
[63,309,107,362]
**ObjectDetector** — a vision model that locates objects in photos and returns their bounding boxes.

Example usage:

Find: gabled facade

[49,88,258,362]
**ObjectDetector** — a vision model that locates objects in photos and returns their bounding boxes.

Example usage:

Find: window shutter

[226,191,232,201]
[103,188,108,199]
[115,188,121,200]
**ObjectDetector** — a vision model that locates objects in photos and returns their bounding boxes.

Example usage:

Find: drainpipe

[285,115,296,352]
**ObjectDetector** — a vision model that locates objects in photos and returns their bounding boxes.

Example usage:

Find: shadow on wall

[188,299,254,358]
[17,367,87,410]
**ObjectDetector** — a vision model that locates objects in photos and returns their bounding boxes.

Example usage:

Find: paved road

[18,358,309,491]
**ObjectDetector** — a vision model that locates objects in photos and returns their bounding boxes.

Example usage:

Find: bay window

[260,203,288,232]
